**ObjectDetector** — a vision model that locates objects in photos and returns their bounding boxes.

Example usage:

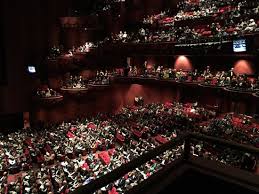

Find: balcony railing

[70,132,259,194]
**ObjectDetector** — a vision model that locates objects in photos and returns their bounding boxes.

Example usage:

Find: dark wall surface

[32,82,177,123]
[0,0,69,114]
[0,0,181,115]
[0,9,5,85]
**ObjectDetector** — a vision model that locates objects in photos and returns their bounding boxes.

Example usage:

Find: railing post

[256,157,259,174]
[183,134,191,161]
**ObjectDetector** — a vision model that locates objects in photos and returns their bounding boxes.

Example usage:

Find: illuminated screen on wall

[233,39,246,52]
[27,65,37,73]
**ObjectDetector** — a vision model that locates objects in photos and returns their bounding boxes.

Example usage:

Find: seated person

[244,19,257,32]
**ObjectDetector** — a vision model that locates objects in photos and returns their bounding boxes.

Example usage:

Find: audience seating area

[88,71,111,86]
[62,75,87,89]
[1,101,259,193]
[3,0,259,194]
[115,66,259,93]
[101,0,259,45]
[36,85,62,99]
[0,102,210,194]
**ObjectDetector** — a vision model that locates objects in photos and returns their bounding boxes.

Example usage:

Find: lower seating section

[0,102,211,193]
[68,132,259,194]
[197,113,259,147]
[94,147,183,194]
[1,102,259,193]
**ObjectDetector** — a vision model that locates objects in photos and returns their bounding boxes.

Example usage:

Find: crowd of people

[71,0,125,16]
[103,0,259,45]
[143,11,168,25]
[121,64,259,92]
[0,102,213,194]
[62,75,87,89]
[74,42,96,53]
[47,0,259,60]
[88,70,111,86]
[47,46,62,60]
[101,0,125,12]
[191,141,257,172]
[94,147,183,194]
[36,87,62,99]
[175,0,258,22]
[107,18,258,44]
[134,96,144,107]
[190,113,259,172]
[198,113,259,147]
[144,0,259,24]
[1,101,259,193]
[46,0,259,60]
[62,71,113,89]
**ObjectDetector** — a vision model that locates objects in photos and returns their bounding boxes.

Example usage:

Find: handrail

[70,134,187,194]
[189,132,259,155]
[112,76,257,96]
[101,32,259,47]
[71,132,259,194]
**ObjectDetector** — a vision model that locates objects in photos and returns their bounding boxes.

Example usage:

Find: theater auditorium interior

[1,0,259,193]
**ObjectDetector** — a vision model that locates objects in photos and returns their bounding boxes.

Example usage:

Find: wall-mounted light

[174,55,193,71]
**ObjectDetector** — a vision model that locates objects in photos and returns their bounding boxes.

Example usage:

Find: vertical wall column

[60,27,79,49]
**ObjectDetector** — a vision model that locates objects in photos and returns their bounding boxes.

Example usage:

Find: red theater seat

[24,148,30,156]
[202,31,212,36]
[116,133,125,143]
[164,102,173,108]
[108,148,115,156]
[211,79,218,85]
[24,138,33,147]
[186,12,194,16]
[109,187,118,194]
[197,77,204,82]
[226,27,235,33]
[66,131,75,139]
[81,162,89,171]
[37,154,45,164]
[219,6,231,13]
[155,135,168,144]
[200,28,205,33]
[132,129,142,138]
[248,77,255,83]
[87,123,97,130]
[253,123,259,128]
[99,151,110,165]
[70,127,77,131]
